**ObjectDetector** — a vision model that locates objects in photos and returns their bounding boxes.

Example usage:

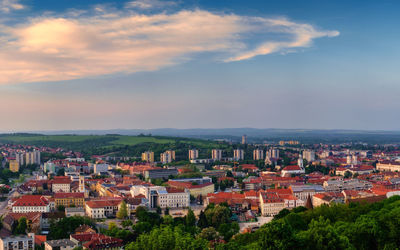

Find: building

[160,150,175,164]
[44,239,77,250]
[9,160,19,173]
[144,168,178,180]
[15,153,25,166]
[130,185,190,208]
[0,234,34,250]
[65,207,85,217]
[259,191,285,216]
[267,148,279,159]
[52,176,71,193]
[312,192,345,207]
[93,164,109,174]
[44,162,57,173]
[141,151,154,163]
[54,193,85,207]
[167,180,214,198]
[25,151,40,165]
[12,195,50,213]
[241,135,247,144]
[212,149,222,161]
[233,149,244,161]
[281,165,305,177]
[188,149,199,160]
[376,161,400,172]
[289,185,325,201]
[253,149,264,160]
[303,150,315,162]
[70,233,123,250]
[85,198,123,219]
[323,179,372,192]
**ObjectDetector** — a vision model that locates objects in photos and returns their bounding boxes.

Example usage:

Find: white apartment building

[233,149,244,161]
[0,234,34,250]
[290,185,325,201]
[323,179,372,192]
[130,185,189,209]
[259,192,285,217]
[52,177,71,193]
[188,149,199,160]
[160,151,175,164]
[253,149,264,160]
[267,148,279,159]
[212,149,223,161]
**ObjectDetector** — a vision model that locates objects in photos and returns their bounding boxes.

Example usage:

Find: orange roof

[54,192,84,199]
[13,195,49,207]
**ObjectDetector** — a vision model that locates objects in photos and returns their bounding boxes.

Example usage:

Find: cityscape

[1,0,400,250]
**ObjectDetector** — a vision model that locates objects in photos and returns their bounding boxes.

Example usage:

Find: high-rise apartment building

[25,151,40,165]
[212,149,223,161]
[160,150,175,164]
[141,151,155,163]
[233,149,244,161]
[253,149,264,160]
[267,148,279,158]
[188,149,199,160]
[242,135,247,144]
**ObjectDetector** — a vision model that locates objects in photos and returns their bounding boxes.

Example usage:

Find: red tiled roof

[13,195,49,207]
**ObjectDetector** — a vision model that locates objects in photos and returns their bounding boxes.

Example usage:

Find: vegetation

[48,216,95,240]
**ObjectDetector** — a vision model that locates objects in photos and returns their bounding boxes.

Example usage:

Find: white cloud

[0,0,24,13]
[125,0,177,10]
[0,8,339,84]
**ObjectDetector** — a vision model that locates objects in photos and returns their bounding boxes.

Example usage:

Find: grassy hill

[0,133,226,159]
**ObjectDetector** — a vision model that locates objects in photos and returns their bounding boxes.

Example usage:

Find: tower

[79,175,85,193]
[298,153,304,169]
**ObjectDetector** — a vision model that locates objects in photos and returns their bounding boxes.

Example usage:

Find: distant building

[15,153,25,166]
[188,149,199,160]
[65,207,85,217]
[9,160,19,173]
[212,149,223,161]
[130,185,190,208]
[267,148,279,159]
[241,135,247,144]
[376,161,400,172]
[93,163,109,174]
[233,149,244,161]
[303,150,315,162]
[144,168,178,180]
[44,239,77,250]
[141,151,154,163]
[253,149,264,160]
[25,151,40,165]
[52,176,71,193]
[54,192,85,207]
[160,150,175,164]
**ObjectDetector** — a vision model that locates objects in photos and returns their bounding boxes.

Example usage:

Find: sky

[0,0,399,132]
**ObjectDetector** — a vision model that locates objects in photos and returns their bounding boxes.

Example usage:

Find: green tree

[186,208,196,227]
[13,217,27,235]
[198,227,220,241]
[117,201,128,219]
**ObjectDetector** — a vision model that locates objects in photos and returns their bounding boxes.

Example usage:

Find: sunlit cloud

[0,7,339,84]
[0,0,24,13]
[125,0,177,10]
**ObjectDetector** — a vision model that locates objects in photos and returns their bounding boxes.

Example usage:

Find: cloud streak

[0,0,24,13]
[0,8,339,84]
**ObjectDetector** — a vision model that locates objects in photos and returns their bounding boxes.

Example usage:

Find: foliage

[48,216,95,240]
[13,217,28,235]
[117,201,128,219]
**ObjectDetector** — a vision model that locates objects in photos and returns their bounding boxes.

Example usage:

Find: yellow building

[54,193,85,207]
[9,160,19,173]
[141,151,154,162]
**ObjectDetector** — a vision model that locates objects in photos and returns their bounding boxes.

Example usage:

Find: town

[1,134,400,249]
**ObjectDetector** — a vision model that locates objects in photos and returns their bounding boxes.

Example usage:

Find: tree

[198,210,208,229]
[186,208,196,227]
[13,217,27,235]
[117,201,128,219]
[198,227,220,241]
[165,207,170,216]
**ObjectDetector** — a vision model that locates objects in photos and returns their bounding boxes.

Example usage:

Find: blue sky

[0,0,399,131]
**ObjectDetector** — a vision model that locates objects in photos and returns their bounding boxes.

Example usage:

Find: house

[2,212,42,234]
[74,225,96,235]
[12,195,50,213]
[166,180,214,198]
[70,233,123,250]
[44,239,77,250]
[281,165,305,177]
[289,185,325,201]
[312,192,345,207]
